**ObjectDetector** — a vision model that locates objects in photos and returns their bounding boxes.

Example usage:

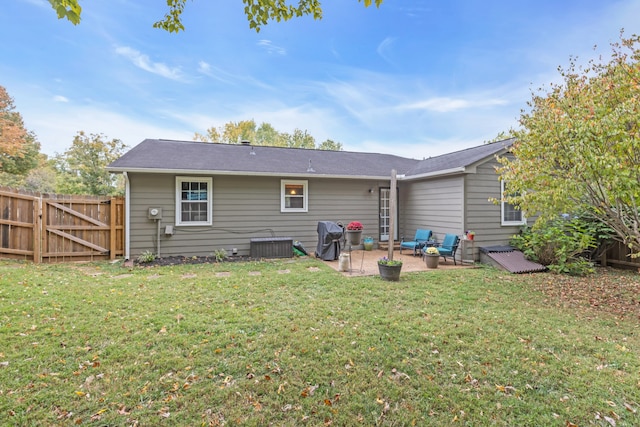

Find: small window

[281,180,308,212]
[176,177,212,225]
[501,180,525,226]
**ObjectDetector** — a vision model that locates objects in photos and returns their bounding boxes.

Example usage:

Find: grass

[1,258,639,426]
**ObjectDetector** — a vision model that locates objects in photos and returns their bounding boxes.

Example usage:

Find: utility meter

[148,207,163,219]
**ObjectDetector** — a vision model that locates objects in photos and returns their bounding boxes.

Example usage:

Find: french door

[379,188,398,242]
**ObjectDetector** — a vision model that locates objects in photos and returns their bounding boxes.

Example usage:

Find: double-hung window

[176,177,212,225]
[501,180,525,226]
[281,180,308,212]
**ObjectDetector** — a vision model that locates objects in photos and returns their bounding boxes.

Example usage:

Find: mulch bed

[136,255,252,267]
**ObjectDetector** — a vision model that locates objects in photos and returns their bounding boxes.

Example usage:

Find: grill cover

[316,221,344,261]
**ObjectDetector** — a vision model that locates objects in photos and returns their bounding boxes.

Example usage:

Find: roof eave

[106,167,395,180]
[401,167,466,181]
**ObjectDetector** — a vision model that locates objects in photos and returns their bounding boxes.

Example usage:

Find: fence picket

[0,187,124,263]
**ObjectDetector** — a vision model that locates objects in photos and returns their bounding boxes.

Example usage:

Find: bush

[511,215,612,276]
[137,250,156,263]
[213,248,227,262]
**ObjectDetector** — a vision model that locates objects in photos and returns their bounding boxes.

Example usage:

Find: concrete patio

[322,248,473,277]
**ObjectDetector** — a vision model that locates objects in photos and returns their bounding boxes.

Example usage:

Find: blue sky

[2,0,639,158]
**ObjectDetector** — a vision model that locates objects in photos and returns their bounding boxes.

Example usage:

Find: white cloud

[377,37,396,64]
[53,95,69,103]
[114,46,185,81]
[397,97,508,113]
[197,61,211,74]
[257,40,286,55]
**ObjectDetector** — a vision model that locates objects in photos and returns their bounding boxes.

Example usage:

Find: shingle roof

[403,138,515,177]
[107,138,514,179]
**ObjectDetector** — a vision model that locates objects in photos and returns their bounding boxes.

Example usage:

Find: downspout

[123,171,130,260]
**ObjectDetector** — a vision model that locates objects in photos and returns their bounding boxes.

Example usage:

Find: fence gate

[0,187,124,263]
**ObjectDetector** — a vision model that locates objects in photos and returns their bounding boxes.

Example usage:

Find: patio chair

[399,229,432,256]
[433,233,460,265]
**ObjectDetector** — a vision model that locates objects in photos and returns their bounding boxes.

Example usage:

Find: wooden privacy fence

[601,240,640,270]
[0,187,124,263]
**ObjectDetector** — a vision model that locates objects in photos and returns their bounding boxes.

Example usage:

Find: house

[106,138,523,262]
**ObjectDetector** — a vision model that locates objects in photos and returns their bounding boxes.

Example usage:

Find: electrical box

[164,225,174,235]
[148,207,163,219]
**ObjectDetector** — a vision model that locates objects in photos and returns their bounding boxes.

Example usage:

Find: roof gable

[403,138,515,178]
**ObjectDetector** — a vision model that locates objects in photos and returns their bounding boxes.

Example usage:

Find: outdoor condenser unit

[250,237,293,259]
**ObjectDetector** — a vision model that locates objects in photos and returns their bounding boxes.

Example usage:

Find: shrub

[213,248,228,262]
[510,214,612,276]
[137,250,156,263]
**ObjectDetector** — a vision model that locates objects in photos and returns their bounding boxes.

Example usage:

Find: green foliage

[497,33,640,257]
[193,119,343,150]
[136,250,157,263]
[317,139,343,151]
[378,256,402,266]
[510,215,612,275]
[49,0,383,33]
[54,131,127,196]
[213,248,228,262]
[0,136,40,176]
[48,0,81,25]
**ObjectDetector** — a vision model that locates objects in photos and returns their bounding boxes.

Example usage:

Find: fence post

[33,196,42,263]
[110,197,117,260]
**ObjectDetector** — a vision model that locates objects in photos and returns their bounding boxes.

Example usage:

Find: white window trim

[501,180,526,226]
[175,176,213,226]
[281,179,308,213]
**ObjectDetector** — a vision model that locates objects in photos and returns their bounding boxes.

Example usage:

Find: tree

[54,131,127,196]
[496,33,640,257]
[0,85,32,169]
[49,0,383,33]
[193,120,342,150]
[317,139,343,151]
[283,128,315,148]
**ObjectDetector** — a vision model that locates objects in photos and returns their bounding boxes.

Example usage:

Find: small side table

[460,237,475,265]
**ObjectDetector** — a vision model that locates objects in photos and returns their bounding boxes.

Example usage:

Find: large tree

[497,33,640,257]
[0,85,34,170]
[54,131,127,196]
[49,0,383,33]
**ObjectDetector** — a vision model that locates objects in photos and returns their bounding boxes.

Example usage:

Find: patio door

[379,188,398,242]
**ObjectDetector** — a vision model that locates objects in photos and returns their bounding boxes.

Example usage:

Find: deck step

[377,241,401,251]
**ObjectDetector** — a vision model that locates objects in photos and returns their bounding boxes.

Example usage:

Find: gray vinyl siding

[463,158,523,260]
[128,172,383,258]
[399,175,465,246]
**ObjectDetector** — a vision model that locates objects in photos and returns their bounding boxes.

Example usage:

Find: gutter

[123,171,130,260]
[106,167,397,181]
[400,166,466,181]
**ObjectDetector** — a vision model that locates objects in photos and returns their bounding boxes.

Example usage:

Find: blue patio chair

[434,233,460,265]
[399,229,432,256]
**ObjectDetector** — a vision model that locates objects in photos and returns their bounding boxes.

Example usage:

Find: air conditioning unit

[148,207,163,219]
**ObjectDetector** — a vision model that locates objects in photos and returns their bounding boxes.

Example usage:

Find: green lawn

[1,258,639,426]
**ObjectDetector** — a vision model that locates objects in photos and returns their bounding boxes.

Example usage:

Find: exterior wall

[398,158,522,263]
[399,175,465,251]
[128,172,383,258]
[463,158,523,261]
